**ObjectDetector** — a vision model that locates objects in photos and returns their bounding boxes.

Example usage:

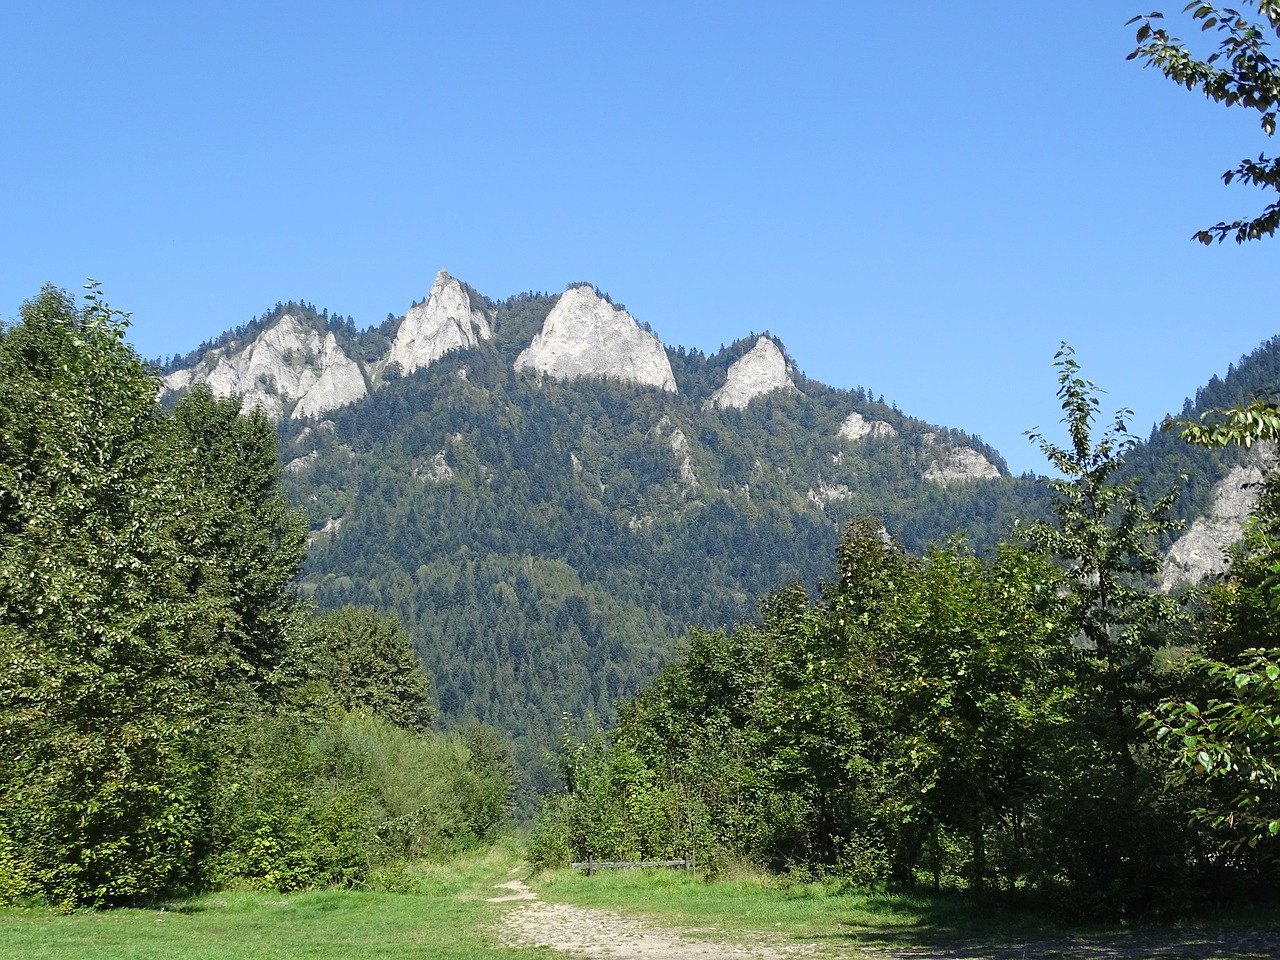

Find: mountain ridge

[157,271,1277,789]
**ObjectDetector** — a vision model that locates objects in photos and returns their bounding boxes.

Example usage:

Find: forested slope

[263,290,1044,780]
[171,283,1279,786]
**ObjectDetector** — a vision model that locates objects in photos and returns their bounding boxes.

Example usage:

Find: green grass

[0,845,558,960]
[9,847,1280,959]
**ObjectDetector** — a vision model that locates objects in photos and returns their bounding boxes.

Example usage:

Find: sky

[3,2,1277,476]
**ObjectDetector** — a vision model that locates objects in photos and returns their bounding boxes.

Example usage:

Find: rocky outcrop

[386,270,491,377]
[840,411,897,441]
[514,286,677,392]
[669,427,699,491]
[922,440,1001,484]
[414,449,455,482]
[1162,463,1266,590]
[706,336,797,410]
[650,417,698,492]
[162,314,367,421]
[807,477,852,509]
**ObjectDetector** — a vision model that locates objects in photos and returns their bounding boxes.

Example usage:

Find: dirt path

[489,873,1280,960]
[490,874,808,960]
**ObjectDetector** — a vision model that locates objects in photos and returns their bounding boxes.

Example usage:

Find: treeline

[0,286,514,907]
[530,348,1280,916]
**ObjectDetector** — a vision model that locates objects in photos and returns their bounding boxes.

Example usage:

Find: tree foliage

[532,349,1227,913]
[0,285,516,907]
[0,284,214,904]
[1149,388,1280,850]
[1129,2,1280,243]
[311,606,435,732]
[1024,345,1182,767]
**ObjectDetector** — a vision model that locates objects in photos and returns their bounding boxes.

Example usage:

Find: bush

[205,712,515,891]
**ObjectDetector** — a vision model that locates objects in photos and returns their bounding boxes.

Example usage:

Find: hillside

[159,271,1272,786]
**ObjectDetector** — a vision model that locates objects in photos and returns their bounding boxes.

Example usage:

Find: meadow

[6,845,1280,960]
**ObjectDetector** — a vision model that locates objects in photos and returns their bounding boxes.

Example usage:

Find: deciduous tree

[1129,3,1280,243]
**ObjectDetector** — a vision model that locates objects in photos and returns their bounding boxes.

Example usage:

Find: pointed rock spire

[162,313,367,421]
[386,270,491,376]
[706,336,797,410]
[514,285,677,392]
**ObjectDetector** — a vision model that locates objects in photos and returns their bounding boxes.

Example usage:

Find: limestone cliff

[162,314,367,421]
[514,286,677,392]
[706,336,797,410]
[386,270,491,377]
[1162,462,1266,590]
[839,411,898,441]
[923,445,1001,484]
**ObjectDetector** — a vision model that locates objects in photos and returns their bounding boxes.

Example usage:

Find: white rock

[514,286,677,392]
[807,477,852,508]
[923,447,1001,484]
[668,428,699,491]
[414,449,455,482]
[163,314,367,421]
[839,411,897,441]
[387,270,491,377]
[1162,462,1267,590]
[705,336,797,410]
[285,451,319,474]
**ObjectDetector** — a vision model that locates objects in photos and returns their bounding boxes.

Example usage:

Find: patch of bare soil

[491,875,810,960]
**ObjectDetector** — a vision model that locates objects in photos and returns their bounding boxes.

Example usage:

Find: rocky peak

[386,270,491,377]
[162,314,367,421]
[705,336,797,410]
[514,286,677,392]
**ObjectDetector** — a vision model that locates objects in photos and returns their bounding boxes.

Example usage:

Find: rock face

[923,445,1001,484]
[162,314,367,421]
[514,286,677,392]
[807,477,852,509]
[1162,463,1266,590]
[668,427,699,491]
[386,270,491,377]
[706,336,797,410]
[839,411,897,441]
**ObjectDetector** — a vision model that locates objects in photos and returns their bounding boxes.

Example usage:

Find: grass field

[6,848,1280,959]
[0,845,557,960]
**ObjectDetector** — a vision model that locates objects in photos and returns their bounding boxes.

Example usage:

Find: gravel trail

[490,873,1280,960]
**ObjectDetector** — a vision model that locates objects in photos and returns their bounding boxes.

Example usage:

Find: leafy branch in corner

[1128,3,1280,242]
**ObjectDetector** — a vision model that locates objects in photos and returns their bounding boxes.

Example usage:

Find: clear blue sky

[3,2,1276,475]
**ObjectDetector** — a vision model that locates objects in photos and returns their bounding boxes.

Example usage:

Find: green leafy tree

[1152,648,1280,847]
[311,605,435,731]
[165,384,309,708]
[0,287,317,906]
[1149,397,1280,849]
[0,285,211,905]
[1025,345,1182,769]
[1023,346,1193,909]
[1129,2,1280,855]
[1129,2,1280,243]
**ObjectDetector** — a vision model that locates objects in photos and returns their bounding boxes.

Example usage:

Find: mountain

[385,270,491,378]
[162,312,367,421]
[160,271,1274,790]
[514,283,677,391]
